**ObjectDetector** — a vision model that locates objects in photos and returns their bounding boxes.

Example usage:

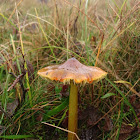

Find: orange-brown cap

[37,58,107,84]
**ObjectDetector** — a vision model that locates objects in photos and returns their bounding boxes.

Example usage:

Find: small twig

[7,71,26,92]
[8,71,27,104]
[17,47,26,65]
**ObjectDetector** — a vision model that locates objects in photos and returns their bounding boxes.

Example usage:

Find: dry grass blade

[93,78,140,126]
[63,0,102,33]
[42,122,80,140]
[95,33,104,66]
[94,56,140,97]
[8,0,24,21]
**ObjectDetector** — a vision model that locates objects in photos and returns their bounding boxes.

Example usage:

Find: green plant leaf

[44,97,69,120]
[55,86,62,94]
[101,93,116,99]
[0,135,33,139]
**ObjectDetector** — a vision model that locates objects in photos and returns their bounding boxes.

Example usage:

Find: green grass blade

[0,71,11,124]
[44,97,69,120]
[101,93,116,99]
[57,109,68,127]
[35,8,57,63]
[10,34,22,74]
[106,77,140,126]
[0,13,18,30]
[0,135,33,139]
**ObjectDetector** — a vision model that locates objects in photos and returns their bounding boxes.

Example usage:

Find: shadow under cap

[37,57,107,84]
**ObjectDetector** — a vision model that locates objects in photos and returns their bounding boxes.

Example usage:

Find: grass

[0,0,140,139]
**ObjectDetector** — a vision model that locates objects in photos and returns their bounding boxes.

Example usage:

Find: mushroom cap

[37,58,107,84]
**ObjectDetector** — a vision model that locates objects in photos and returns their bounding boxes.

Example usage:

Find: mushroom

[37,57,107,140]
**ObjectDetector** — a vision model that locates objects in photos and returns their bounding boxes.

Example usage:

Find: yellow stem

[68,81,78,140]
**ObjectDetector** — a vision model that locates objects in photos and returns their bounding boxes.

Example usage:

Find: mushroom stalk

[37,57,107,139]
[68,80,78,140]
